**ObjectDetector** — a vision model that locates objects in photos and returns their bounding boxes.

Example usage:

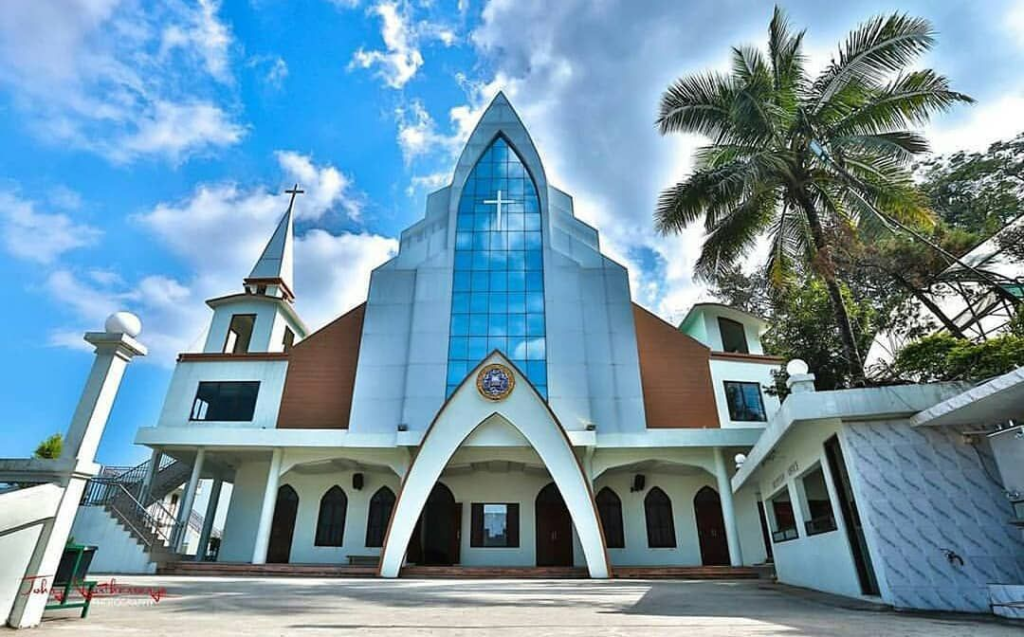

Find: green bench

[45,544,98,619]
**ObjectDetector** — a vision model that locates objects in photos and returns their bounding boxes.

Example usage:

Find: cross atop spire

[244,185,298,301]
[285,183,304,212]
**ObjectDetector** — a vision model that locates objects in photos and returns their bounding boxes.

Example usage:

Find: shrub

[894,333,1024,382]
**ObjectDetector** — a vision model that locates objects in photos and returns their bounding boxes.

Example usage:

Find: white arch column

[713,447,743,566]
[379,354,610,578]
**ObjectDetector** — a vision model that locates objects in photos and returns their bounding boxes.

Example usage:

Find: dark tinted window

[644,487,676,548]
[718,317,749,353]
[190,381,259,421]
[365,486,396,548]
[282,326,295,352]
[315,486,347,547]
[770,488,798,542]
[596,487,624,549]
[801,466,837,535]
[724,381,767,421]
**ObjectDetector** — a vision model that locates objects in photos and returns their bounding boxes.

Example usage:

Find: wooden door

[267,485,299,564]
[694,486,729,566]
[536,483,573,567]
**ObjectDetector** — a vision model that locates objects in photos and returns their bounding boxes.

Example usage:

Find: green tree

[655,6,971,381]
[33,433,63,460]
[893,332,1024,382]
[918,132,1024,235]
[707,267,773,318]
[761,278,878,390]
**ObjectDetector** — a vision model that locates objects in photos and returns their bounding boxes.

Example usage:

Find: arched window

[596,487,624,548]
[644,487,676,548]
[446,135,548,398]
[365,486,396,548]
[315,486,347,547]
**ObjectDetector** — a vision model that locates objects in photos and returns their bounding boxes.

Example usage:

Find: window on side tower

[189,381,260,421]
[717,317,749,353]
[723,381,767,422]
[224,314,256,354]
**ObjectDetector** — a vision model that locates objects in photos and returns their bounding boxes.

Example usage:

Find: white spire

[245,184,300,301]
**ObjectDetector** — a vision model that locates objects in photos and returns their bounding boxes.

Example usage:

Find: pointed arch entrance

[406,483,461,566]
[267,485,298,564]
[378,353,610,578]
[694,486,729,566]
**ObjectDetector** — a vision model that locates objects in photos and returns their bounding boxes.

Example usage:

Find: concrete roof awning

[910,366,1024,428]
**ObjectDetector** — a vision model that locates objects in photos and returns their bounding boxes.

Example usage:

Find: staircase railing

[81,457,219,553]
[101,482,184,548]
[109,455,177,500]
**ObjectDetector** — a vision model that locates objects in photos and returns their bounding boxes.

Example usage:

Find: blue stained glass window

[446,136,547,398]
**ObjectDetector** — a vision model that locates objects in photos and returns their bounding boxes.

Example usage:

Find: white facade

[132,93,797,583]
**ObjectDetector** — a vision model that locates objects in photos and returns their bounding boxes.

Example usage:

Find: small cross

[284,183,304,213]
[483,189,516,229]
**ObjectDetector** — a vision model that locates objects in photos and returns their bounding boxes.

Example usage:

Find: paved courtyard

[22,576,1020,636]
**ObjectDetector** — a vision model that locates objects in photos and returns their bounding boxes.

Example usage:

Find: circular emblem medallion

[476,363,515,401]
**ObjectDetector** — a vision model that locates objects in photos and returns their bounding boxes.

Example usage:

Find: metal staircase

[81,456,218,565]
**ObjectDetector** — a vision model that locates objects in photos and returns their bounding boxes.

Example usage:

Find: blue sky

[1,0,1023,466]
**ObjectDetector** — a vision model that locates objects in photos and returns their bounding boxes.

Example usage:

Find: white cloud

[274,151,362,220]
[0,0,243,163]
[112,101,246,165]
[160,0,233,84]
[48,186,83,211]
[248,54,288,89]
[406,171,449,195]
[395,100,464,163]
[0,191,102,264]
[294,230,397,328]
[926,95,1024,155]
[349,1,458,89]
[350,2,424,89]
[266,57,289,88]
[1007,2,1024,48]
[76,151,396,364]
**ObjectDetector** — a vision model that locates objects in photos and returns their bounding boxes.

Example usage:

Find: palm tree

[655,6,972,380]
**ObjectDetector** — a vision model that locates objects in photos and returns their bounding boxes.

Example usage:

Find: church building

[133,93,797,576]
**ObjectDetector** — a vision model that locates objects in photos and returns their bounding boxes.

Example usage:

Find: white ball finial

[786,358,809,376]
[105,311,142,337]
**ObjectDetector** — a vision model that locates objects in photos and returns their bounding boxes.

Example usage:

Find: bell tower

[200,185,308,354]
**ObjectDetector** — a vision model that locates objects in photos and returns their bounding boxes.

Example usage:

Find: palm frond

[693,189,778,281]
[829,70,973,136]
[657,72,736,137]
[764,202,810,287]
[768,6,807,97]
[656,150,790,234]
[811,13,935,113]
[831,131,930,164]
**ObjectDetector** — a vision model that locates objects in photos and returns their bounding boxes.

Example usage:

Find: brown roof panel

[633,303,719,429]
[277,303,365,430]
